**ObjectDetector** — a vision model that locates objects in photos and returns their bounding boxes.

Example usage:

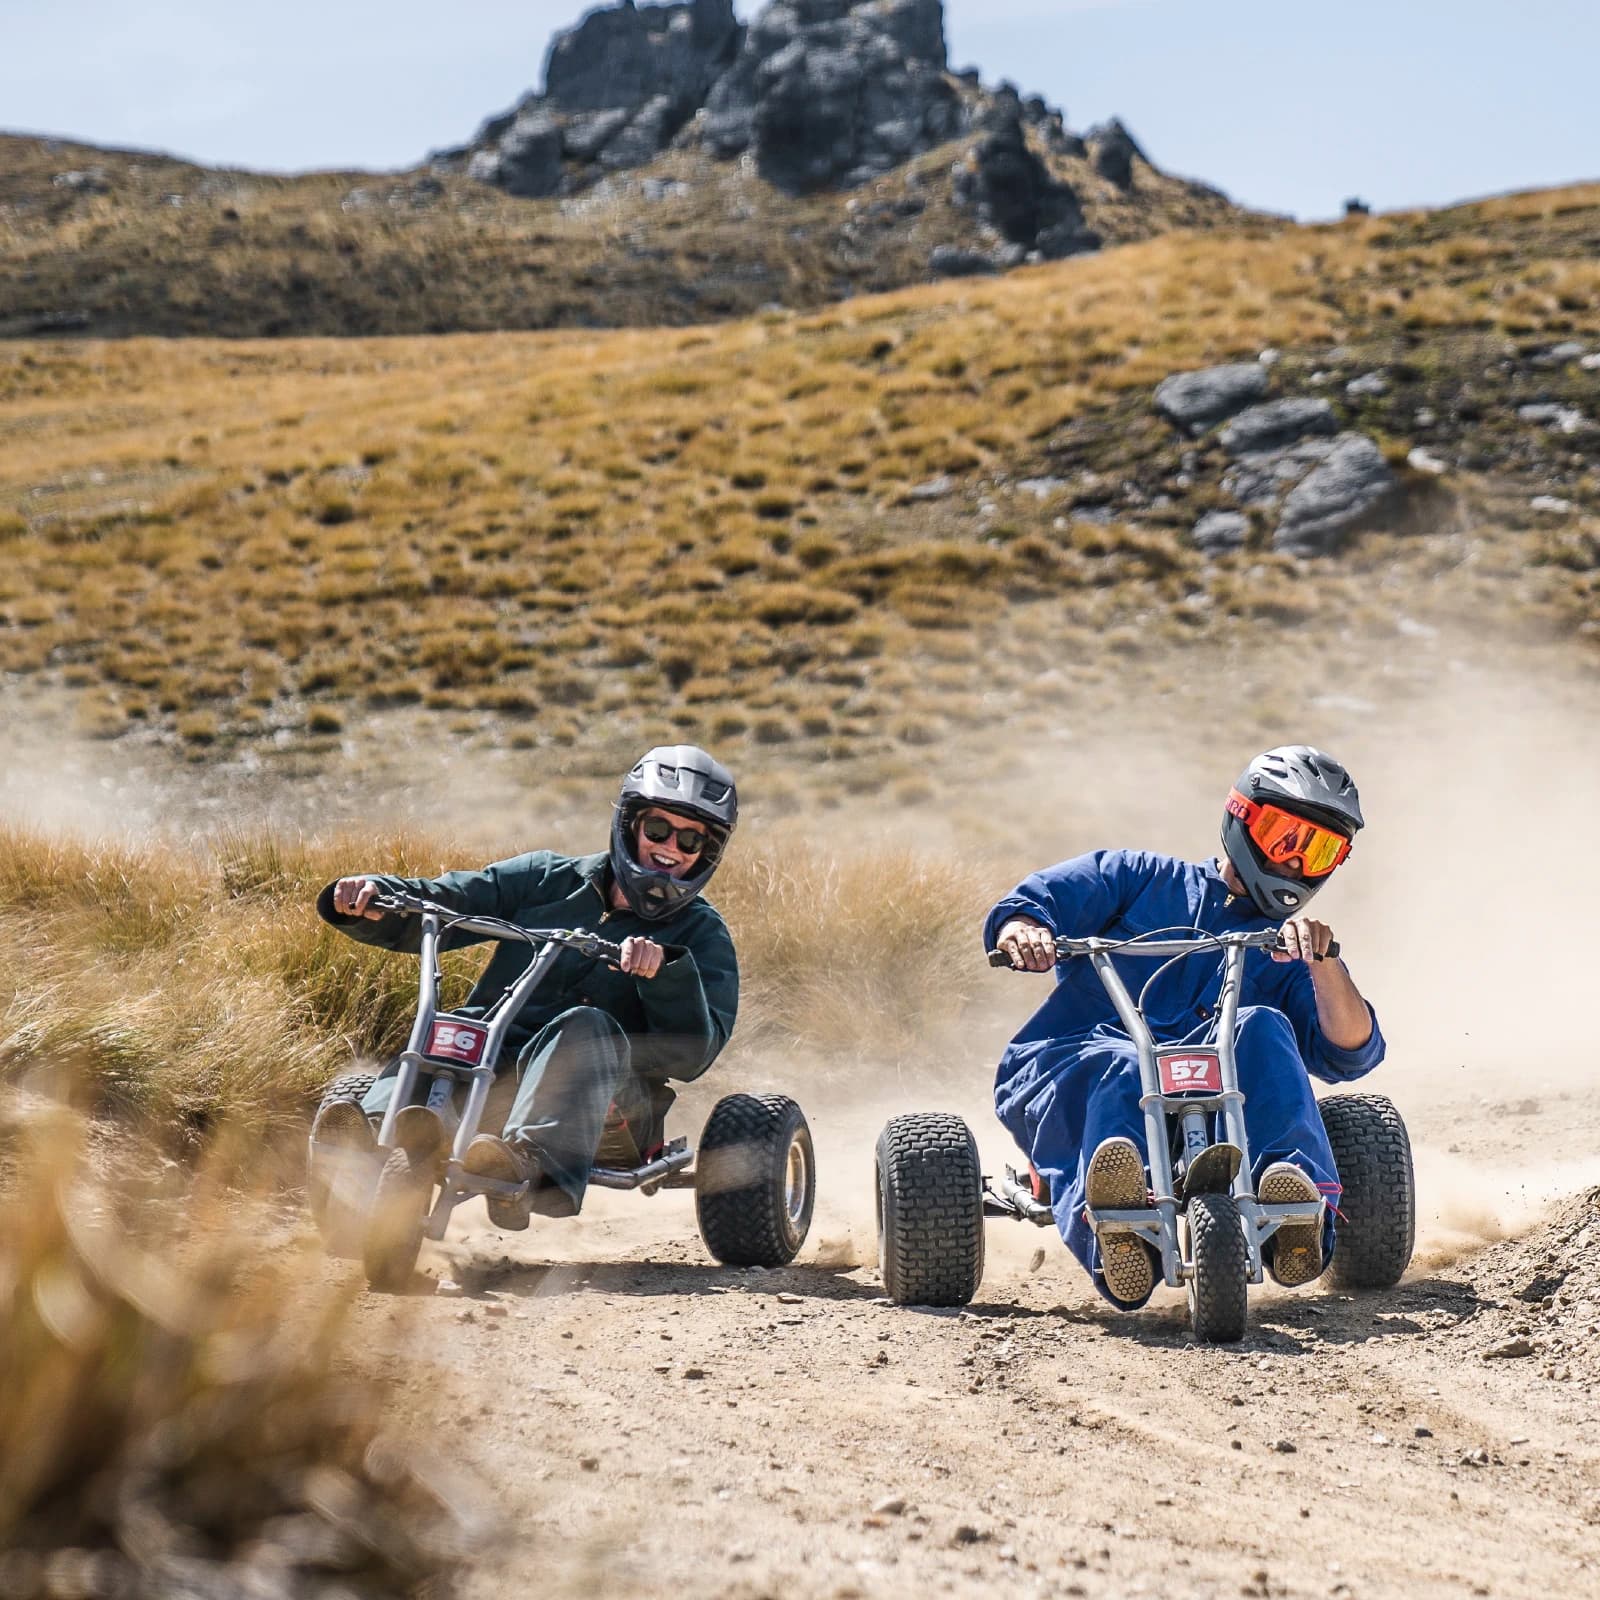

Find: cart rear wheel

[1187,1192,1249,1344]
[696,1094,815,1267]
[876,1113,985,1307]
[362,1146,431,1293]
[1320,1093,1415,1289]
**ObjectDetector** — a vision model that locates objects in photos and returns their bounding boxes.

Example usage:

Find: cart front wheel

[1188,1192,1249,1344]
[362,1147,432,1293]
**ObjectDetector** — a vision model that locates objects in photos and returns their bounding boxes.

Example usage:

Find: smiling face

[633,805,709,880]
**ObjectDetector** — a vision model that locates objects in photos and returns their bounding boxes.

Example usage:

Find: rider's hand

[1272,916,1334,964]
[332,876,385,920]
[619,936,666,979]
[996,916,1057,973]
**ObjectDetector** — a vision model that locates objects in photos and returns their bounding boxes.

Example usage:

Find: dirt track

[346,1081,1600,1600]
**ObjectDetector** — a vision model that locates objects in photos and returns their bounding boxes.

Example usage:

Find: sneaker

[1258,1162,1324,1287]
[1085,1136,1156,1306]
[462,1135,533,1232]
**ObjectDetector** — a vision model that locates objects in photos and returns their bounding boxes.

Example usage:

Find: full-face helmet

[1221,745,1363,918]
[609,745,738,921]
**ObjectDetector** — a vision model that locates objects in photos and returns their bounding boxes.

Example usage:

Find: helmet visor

[1226,789,1352,879]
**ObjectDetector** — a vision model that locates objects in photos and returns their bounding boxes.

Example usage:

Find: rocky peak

[434,0,1175,267]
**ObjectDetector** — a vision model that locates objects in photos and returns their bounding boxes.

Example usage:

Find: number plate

[425,1019,489,1066]
[1157,1048,1223,1096]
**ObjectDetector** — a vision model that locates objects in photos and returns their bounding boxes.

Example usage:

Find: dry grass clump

[0,826,480,1136]
[716,839,993,1057]
[0,1104,477,1598]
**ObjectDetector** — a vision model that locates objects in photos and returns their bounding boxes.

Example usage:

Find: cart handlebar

[987,929,1339,969]
[368,891,628,965]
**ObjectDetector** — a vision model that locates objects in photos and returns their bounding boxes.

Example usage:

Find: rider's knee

[547,1005,627,1044]
[1233,1005,1297,1051]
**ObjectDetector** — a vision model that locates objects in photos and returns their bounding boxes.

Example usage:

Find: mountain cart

[309,891,815,1291]
[875,928,1414,1342]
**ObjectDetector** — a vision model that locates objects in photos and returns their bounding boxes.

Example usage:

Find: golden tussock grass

[0,1103,476,1596]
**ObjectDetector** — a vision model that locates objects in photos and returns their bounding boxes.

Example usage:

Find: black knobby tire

[362,1147,432,1293]
[318,1070,378,1115]
[695,1094,816,1268]
[1320,1093,1415,1290]
[1188,1192,1249,1344]
[876,1113,985,1308]
[308,1070,378,1243]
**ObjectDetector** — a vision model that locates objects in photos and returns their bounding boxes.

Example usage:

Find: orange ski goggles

[1226,789,1352,879]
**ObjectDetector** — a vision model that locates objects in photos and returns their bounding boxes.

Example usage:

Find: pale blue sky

[3,0,1596,220]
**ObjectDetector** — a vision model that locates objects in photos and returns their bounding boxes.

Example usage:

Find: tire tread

[1189,1191,1249,1343]
[1320,1093,1415,1290]
[876,1113,984,1307]
[696,1093,815,1268]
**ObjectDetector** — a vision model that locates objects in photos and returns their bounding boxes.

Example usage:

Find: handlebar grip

[1324,939,1340,960]
[987,948,1014,968]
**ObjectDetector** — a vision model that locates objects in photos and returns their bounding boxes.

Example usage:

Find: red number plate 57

[1158,1049,1223,1095]
[426,1020,488,1066]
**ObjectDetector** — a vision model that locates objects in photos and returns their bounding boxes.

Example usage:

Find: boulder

[1219,398,1337,457]
[52,168,111,194]
[454,0,742,192]
[1191,510,1249,554]
[1274,434,1398,556]
[702,0,962,193]
[1345,371,1389,398]
[1154,364,1271,436]
[928,245,997,278]
[1223,437,1336,505]
[468,110,565,197]
[1086,118,1147,190]
[957,107,1097,256]
[543,0,741,113]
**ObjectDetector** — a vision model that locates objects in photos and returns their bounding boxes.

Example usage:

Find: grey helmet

[610,745,738,921]
[1220,745,1364,919]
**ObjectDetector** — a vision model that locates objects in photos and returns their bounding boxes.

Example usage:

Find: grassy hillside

[0,131,1247,338]
[0,184,1597,782]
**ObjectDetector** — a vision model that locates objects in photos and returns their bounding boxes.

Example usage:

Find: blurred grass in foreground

[0,1100,478,1597]
[0,823,995,1139]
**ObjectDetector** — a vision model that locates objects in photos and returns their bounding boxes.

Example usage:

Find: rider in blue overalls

[985,747,1383,1308]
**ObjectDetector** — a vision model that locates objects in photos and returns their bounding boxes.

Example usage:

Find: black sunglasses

[639,814,708,856]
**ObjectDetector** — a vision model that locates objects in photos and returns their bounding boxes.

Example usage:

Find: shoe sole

[1086,1138,1155,1304]
[1259,1164,1323,1287]
[463,1144,533,1233]
[1085,1137,1147,1210]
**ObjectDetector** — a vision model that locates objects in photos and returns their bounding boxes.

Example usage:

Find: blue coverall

[984,849,1385,1306]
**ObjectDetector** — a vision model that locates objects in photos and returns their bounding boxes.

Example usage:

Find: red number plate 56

[426,1020,488,1066]
[1158,1049,1223,1095]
